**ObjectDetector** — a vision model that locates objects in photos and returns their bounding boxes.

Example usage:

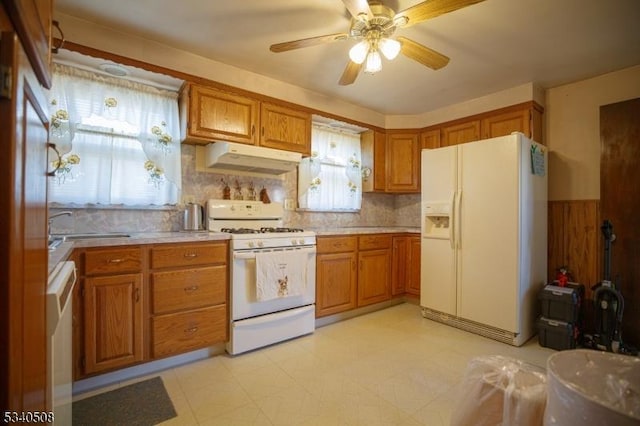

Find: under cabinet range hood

[205,142,302,175]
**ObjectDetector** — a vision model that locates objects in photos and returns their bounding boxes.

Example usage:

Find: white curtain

[298,126,362,210]
[48,63,181,205]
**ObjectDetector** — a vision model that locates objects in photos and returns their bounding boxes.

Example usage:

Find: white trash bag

[451,355,547,426]
[545,349,640,425]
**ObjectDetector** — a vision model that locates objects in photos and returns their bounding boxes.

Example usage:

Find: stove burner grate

[260,227,305,233]
[220,228,261,234]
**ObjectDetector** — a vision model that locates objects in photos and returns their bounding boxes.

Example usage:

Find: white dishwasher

[47,261,76,425]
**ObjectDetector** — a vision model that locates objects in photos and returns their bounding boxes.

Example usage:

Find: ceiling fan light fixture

[349,40,369,64]
[379,38,401,60]
[364,50,382,74]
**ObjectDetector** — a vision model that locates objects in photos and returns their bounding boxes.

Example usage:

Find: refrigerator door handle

[449,191,456,249]
[456,190,462,249]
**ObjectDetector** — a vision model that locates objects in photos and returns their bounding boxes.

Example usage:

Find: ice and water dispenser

[423,201,452,239]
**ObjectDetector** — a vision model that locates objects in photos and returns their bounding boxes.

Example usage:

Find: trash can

[545,349,640,425]
[451,355,547,426]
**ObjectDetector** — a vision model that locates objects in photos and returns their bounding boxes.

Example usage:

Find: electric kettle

[183,203,205,231]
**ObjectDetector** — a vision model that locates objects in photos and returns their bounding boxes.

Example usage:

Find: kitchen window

[48,63,181,206]
[298,125,362,211]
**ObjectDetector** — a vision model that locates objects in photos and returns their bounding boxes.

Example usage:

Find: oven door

[231,245,316,320]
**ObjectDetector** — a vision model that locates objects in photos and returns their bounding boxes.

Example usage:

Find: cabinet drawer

[152,305,227,358]
[85,247,143,275]
[317,236,357,253]
[151,265,227,314]
[358,234,392,250]
[150,243,227,269]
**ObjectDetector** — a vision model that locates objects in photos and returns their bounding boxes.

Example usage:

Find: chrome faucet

[48,211,73,241]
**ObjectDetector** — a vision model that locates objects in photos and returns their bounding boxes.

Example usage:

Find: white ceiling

[54,0,640,116]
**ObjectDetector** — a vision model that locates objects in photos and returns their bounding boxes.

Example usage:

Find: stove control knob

[257,240,264,247]
[298,239,305,245]
[291,239,298,245]
[248,241,255,248]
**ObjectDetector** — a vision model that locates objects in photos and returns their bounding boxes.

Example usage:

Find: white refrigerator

[420,132,547,346]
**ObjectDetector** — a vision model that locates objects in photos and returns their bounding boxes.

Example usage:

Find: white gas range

[207,199,316,355]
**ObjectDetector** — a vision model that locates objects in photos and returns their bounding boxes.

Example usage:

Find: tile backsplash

[49,144,420,234]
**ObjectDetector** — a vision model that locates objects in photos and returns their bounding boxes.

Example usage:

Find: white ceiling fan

[270,0,487,85]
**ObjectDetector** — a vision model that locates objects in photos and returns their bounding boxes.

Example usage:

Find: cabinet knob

[184,326,199,334]
[184,285,199,293]
[184,252,198,258]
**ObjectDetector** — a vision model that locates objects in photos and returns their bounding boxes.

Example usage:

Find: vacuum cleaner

[584,220,636,355]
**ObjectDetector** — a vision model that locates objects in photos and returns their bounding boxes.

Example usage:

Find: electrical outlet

[284,199,295,210]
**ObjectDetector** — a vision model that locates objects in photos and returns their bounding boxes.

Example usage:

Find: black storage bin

[539,282,584,323]
[538,317,578,350]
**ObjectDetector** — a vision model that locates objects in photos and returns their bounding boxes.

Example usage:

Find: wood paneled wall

[548,200,600,300]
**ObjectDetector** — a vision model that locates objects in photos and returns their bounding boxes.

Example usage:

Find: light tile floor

[81,303,556,425]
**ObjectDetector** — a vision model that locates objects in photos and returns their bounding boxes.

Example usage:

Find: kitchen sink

[51,232,131,241]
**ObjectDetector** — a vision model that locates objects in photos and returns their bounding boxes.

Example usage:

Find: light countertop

[47,228,419,274]
[311,226,420,236]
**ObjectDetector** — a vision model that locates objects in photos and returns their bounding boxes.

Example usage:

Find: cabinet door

[358,249,391,307]
[392,237,409,296]
[481,108,530,140]
[406,237,421,296]
[386,132,420,192]
[84,273,144,374]
[260,103,311,155]
[373,131,387,191]
[421,128,441,150]
[186,84,259,145]
[3,0,52,88]
[316,252,357,317]
[441,120,480,146]
[1,27,50,412]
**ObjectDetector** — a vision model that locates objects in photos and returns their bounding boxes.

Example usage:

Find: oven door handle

[233,246,317,260]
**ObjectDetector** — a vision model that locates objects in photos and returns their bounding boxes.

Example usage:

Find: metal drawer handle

[184,326,198,333]
[108,258,124,264]
[184,285,199,292]
[184,253,198,258]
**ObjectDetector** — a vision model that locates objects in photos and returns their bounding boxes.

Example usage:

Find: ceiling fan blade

[270,33,349,53]
[339,61,362,85]
[342,0,374,21]
[398,36,450,70]
[395,0,486,28]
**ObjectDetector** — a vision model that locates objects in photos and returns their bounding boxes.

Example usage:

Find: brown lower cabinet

[407,237,421,296]
[74,240,228,379]
[84,273,144,374]
[391,236,421,297]
[316,233,416,318]
[316,236,358,317]
[358,235,392,307]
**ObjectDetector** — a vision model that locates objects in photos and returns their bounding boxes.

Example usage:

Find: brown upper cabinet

[385,132,420,192]
[181,84,259,145]
[260,102,311,155]
[180,83,311,155]
[421,128,440,150]
[438,101,544,148]
[481,103,544,143]
[440,120,481,147]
